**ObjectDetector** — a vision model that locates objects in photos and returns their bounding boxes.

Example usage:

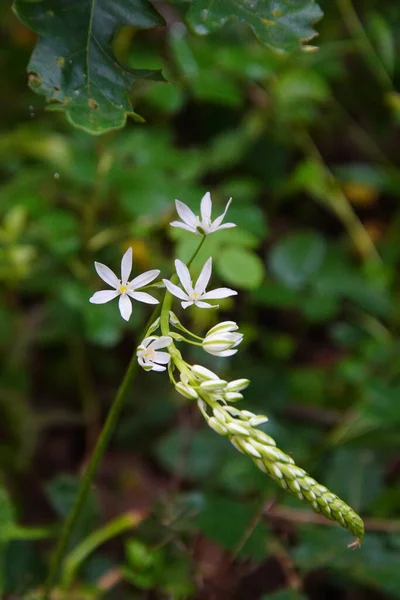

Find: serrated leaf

[12,0,165,135]
[187,0,323,54]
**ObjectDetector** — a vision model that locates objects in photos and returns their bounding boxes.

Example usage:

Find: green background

[1,0,400,598]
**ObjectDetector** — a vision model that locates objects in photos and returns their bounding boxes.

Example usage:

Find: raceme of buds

[198,400,365,541]
[89,193,365,543]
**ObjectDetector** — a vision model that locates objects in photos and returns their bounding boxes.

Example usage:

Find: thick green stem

[43,237,206,599]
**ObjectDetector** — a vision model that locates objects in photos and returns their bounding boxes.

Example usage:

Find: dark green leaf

[187,0,323,54]
[268,232,326,290]
[217,246,265,289]
[12,0,165,134]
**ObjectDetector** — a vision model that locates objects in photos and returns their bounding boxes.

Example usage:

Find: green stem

[338,0,394,92]
[61,512,142,589]
[43,237,206,599]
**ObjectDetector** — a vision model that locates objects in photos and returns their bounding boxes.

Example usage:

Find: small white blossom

[202,321,243,357]
[137,336,172,372]
[163,257,237,309]
[170,192,236,235]
[89,247,160,321]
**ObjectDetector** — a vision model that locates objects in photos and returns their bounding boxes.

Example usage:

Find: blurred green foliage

[1,0,400,598]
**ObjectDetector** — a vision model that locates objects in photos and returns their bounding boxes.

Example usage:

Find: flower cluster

[89,192,365,543]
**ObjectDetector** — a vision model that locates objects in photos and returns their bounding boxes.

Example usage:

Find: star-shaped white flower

[170,192,236,235]
[163,257,237,309]
[137,336,172,372]
[89,247,160,321]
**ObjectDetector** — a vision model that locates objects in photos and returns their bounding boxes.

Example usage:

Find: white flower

[170,192,236,235]
[163,257,237,309]
[202,321,243,357]
[137,336,172,372]
[89,247,160,321]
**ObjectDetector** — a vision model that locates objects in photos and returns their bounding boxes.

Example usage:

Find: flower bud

[224,392,243,402]
[200,379,227,392]
[191,364,219,381]
[202,328,243,357]
[175,381,198,400]
[226,379,250,392]
[169,311,181,326]
[206,321,238,337]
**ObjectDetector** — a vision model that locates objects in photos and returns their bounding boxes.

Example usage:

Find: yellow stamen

[119,285,127,293]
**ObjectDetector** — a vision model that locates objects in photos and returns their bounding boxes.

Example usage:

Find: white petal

[206,321,238,336]
[120,247,132,284]
[153,351,171,364]
[211,198,233,229]
[210,222,236,232]
[214,349,237,357]
[163,279,189,301]
[150,363,167,372]
[94,262,119,288]
[138,355,147,367]
[194,300,215,309]
[119,294,132,321]
[181,300,194,309]
[129,291,159,305]
[130,269,160,290]
[194,257,212,295]
[201,287,237,300]
[170,221,196,233]
[175,260,193,295]
[140,336,157,348]
[151,336,173,350]
[175,200,197,227]
[89,290,119,304]
[200,191,212,222]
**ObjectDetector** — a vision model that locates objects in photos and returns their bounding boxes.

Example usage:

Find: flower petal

[217,349,237,357]
[212,198,233,229]
[94,262,119,288]
[175,200,197,227]
[201,287,238,300]
[151,336,173,350]
[210,222,236,232]
[129,291,159,305]
[130,269,160,290]
[153,351,171,364]
[151,363,167,372]
[140,336,157,348]
[119,294,132,321]
[175,260,193,295]
[194,300,215,309]
[181,300,194,309]
[163,279,189,301]
[194,257,212,295]
[121,247,132,284]
[89,290,119,304]
[170,221,196,233]
[200,191,212,222]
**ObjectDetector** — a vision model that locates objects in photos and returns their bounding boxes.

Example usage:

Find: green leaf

[196,495,269,560]
[217,247,265,289]
[187,0,323,54]
[268,232,326,290]
[12,0,165,135]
